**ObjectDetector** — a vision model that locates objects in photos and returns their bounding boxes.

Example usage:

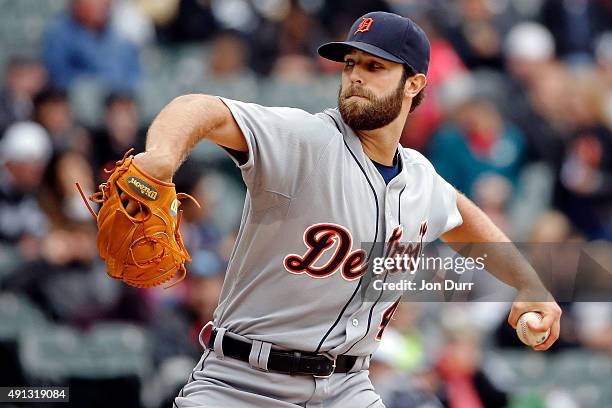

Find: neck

[356,107,409,166]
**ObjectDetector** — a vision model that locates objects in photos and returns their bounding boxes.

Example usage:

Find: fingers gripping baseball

[509,300,562,350]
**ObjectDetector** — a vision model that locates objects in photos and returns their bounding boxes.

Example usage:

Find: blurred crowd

[0,0,611,407]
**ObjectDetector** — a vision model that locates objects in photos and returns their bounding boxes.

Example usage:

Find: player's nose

[347,67,364,85]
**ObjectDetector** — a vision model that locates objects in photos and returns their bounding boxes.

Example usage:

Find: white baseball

[516,312,550,347]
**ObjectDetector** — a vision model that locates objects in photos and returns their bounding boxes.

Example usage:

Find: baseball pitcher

[101,12,561,407]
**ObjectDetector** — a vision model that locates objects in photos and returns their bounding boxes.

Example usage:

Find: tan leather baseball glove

[77,149,199,288]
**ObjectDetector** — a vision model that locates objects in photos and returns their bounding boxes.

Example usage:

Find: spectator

[443,0,505,70]
[155,0,218,43]
[435,329,509,408]
[0,57,47,133]
[574,302,612,352]
[207,31,253,80]
[42,0,141,91]
[427,97,525,198]
[502,22,566,165]
[540,0,612,63]
[504,22,556,85]
[369,327,444,408]
[272,54,317,83]
[557,72,612,240]
[185,31,258,102]
[0,122,52,251]
[150,250,224,364]
[400,14,467,150]
[472,174,513,234]
[33,88,90,155]
[594,32,612,129]
[40,151,97,226]
[175,170,223,254]
[5,222,148,327]
[91,92,145,182]
[5,150,149,327]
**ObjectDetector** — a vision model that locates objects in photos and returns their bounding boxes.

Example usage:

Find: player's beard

[338,78,406,131]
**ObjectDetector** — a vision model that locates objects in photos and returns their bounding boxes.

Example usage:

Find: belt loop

[248,340,272,371]
[213,327,227,359]
[198,322,214,350]
[258,342,272,371]
[290,351,301,375]
[351,355,370,372]
[248,340,263,368]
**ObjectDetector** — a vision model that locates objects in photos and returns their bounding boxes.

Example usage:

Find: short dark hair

[33,87,68,108]
[402,65,426,113]
[104,91,135,109]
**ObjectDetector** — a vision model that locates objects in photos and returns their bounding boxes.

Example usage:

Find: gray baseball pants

[173,329,385,407]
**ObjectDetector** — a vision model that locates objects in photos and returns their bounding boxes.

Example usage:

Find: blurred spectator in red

[540,0,612,63]
[557,72,612,240]
[0,122,52,258]
[435,329,509,408]
[150,249,224,364]
[42,0,141,91]
[91,92,145,182]
[427,97,525,199]
[33,88,90,155]
[401,14,467,150]
[0,57,47,133]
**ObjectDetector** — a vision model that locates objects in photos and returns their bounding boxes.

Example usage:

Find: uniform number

[376,299,400,341]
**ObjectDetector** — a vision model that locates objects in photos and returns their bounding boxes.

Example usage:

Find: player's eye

[344,60,355,68]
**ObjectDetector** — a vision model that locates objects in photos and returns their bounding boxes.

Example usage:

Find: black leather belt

[208,329,358,377]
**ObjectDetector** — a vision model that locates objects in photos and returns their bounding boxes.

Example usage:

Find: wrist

[516,281,550,301]
[135,149,176,182]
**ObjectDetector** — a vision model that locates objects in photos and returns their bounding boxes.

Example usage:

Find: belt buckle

[313,353,337,378]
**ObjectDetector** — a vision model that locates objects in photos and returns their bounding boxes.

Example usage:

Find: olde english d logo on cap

[127,176,159,200]
[355,17,374,34]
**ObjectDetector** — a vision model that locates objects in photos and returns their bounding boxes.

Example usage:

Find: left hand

[508,289,562,351]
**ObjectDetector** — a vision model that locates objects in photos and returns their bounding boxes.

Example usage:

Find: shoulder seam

[290,135,337,201]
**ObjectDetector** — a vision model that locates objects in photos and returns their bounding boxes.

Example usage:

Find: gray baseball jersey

[210,97,462,357]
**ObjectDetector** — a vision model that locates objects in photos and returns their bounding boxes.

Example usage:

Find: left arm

[441,192,562,350]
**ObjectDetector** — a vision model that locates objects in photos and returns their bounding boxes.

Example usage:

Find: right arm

[136,94,247,181]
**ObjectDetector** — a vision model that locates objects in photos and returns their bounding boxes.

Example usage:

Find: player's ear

[404,74,427,98]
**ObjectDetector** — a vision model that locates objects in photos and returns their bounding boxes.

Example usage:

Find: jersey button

[352,318,359,327]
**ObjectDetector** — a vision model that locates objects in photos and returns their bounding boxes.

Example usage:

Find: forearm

[441,193,546,292]
[144,94,230,175]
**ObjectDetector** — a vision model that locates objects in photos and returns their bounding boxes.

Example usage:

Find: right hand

[121,150,175,216]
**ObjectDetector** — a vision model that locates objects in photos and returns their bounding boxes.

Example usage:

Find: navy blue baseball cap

[318,11,430,75]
